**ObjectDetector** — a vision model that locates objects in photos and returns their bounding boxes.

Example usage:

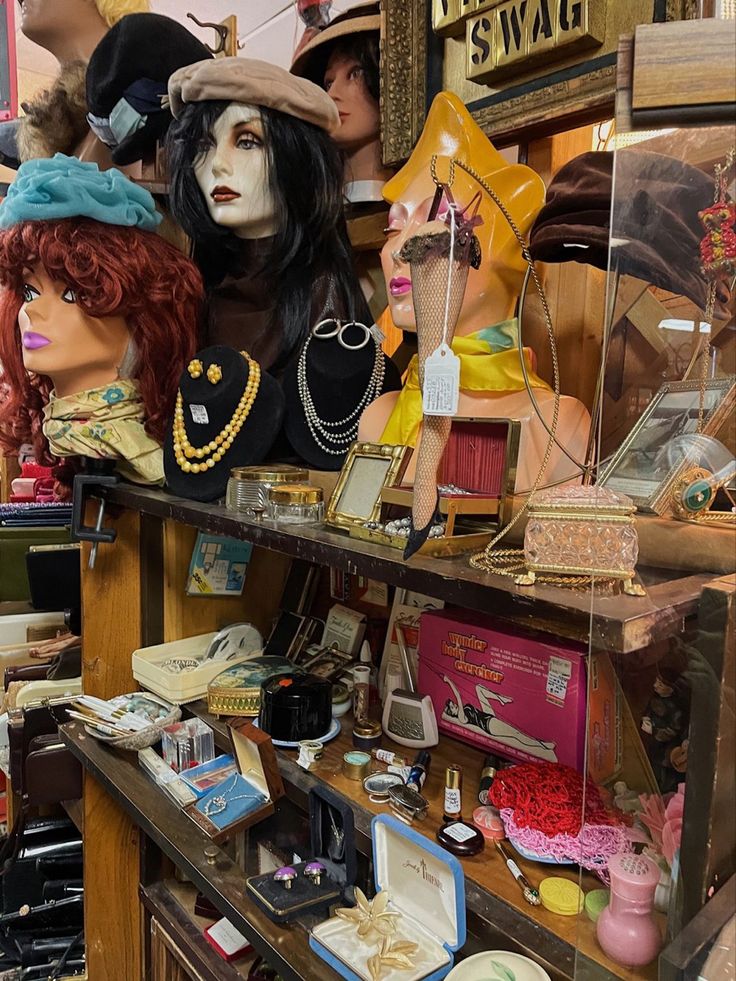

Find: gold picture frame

[325,442,412,530]
[380,0,694,163]
[599,377,736,514]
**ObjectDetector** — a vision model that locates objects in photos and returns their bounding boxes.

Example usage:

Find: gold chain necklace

[173,351,261,474]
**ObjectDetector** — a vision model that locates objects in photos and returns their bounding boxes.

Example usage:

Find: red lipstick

[211,185,240,203]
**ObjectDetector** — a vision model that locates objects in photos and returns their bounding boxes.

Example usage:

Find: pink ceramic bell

[597,853,662,968]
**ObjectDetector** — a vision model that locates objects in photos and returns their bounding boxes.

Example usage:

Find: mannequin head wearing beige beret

[166,57,371,368]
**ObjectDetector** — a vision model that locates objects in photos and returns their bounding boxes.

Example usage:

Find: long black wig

[166,101,370,367]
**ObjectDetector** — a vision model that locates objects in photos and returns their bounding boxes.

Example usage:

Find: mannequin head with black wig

[166,58,371,372]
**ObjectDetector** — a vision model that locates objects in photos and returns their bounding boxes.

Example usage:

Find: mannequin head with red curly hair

[0,202,202,462]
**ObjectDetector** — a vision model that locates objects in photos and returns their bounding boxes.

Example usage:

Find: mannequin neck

[343,137,394,186]
[454,275,522,336]
[51,367,120,401]
[38,13,108,64]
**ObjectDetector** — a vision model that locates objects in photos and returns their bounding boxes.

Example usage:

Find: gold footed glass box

[518,486,645,596]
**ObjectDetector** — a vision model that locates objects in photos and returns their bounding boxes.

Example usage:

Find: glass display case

[575,121,735,978]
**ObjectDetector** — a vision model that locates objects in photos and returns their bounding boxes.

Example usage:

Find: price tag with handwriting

[422,344,460,416]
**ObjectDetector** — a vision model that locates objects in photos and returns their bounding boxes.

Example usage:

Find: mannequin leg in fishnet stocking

[404,235,471,559]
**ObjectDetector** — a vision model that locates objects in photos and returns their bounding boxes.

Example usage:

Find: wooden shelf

[141,879,258,981]
[100,484,713,654]
[61,722,339,981]
[195,702,661,981]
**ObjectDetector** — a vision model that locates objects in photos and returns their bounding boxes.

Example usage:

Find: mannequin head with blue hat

[0,155,202,484]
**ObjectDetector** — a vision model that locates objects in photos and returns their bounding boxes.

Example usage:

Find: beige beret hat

[168,57,339,133]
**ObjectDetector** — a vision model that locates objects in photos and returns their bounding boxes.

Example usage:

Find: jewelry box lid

[208,656,301,716]
[228,719,285,804]
[372,814,466,952]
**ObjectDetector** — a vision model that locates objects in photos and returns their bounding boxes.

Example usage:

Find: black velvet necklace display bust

[164,346,284,502]
[281,325,401,471]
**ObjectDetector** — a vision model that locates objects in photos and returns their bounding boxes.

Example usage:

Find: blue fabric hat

[0,153,162,231]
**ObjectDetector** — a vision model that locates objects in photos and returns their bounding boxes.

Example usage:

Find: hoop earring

[338,321,371,351]
[312,318,341,340]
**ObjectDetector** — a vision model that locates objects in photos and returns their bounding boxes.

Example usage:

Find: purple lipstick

[22,331,51,350]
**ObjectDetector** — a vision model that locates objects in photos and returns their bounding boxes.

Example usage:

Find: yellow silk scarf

[380,319,551,447]
[42,379,164,486]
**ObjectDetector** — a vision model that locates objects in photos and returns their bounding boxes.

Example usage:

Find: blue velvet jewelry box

[310,814,466,981]
[185,720,284,843]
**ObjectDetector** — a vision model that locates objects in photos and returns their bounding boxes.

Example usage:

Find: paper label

[207,917,250,956]
[546,656,572,702]
[323,603,367,656]
[443,822,476,843]
[190,404,209,425]
[370,322,386,344]
[422,344,460,416]
[444,788,462,814]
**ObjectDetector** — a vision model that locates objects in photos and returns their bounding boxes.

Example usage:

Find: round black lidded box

[259,673,333,742]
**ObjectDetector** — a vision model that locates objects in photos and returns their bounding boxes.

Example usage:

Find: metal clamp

[71,468,120,569]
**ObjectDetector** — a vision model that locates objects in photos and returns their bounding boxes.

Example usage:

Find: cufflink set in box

[310,815,466,981]
[245,784,356,924]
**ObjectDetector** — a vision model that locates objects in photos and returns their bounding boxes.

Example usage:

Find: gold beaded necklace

[173,351,261,474]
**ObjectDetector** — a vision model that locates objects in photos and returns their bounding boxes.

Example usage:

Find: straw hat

[291,2,380,82]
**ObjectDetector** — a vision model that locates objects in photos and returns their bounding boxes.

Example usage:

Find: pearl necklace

[173,352,260,474]
[296,335,385,455]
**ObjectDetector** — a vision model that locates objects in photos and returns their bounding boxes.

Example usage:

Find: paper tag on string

[422,343,460,416]
[190,404,209,425]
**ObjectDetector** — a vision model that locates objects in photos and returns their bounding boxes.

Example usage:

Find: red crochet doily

[490,762,624,837]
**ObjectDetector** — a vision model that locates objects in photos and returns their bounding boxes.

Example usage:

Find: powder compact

[387,783,429,823]
[362,771,404,803]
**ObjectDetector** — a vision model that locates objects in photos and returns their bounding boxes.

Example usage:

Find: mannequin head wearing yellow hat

[382,92,544,336]
[20,0,150,60]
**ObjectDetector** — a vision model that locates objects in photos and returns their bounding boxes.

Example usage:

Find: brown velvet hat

[529,149,717,309]
[168,57,339,133]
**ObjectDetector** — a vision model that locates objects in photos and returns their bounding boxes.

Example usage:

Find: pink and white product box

[311,814,465,981]
[418,610,587,771]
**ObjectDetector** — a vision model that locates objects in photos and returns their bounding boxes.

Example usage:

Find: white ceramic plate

[251,716,341,748]
[446,950,552,981]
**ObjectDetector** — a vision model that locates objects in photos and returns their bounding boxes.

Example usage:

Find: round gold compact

[342,751,371,781]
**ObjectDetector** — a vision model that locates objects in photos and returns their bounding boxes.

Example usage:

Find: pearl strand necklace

[296,335,385,455]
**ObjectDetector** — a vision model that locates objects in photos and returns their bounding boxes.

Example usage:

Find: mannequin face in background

[324,50,379,152]
[194,103,276,239]
[19,264,131,399]
[19,0,106,51]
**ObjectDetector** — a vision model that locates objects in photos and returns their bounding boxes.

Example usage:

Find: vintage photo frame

[380,0,694,164]
[326,442,412,530]
[599,378,736,513]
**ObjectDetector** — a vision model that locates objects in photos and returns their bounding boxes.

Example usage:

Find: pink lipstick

[22,331,51,350]
[389,276,412,297]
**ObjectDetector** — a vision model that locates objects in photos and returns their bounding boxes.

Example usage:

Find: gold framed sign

[599,378,736,514]
[381,0,695,163]
[325,442,412,530]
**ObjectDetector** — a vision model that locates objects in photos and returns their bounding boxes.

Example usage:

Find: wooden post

[0,452,20,504]
[82,507,144,980]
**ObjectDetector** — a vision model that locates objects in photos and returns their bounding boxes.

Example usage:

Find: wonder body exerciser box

[311,814,465,981]
[418,610,596,773]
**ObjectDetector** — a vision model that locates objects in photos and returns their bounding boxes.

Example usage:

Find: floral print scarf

[42,379,164,485]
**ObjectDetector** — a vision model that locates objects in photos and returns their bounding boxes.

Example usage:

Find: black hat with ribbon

[86,13,212,166]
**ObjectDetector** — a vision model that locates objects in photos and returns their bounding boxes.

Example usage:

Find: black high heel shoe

[403,492,441,560]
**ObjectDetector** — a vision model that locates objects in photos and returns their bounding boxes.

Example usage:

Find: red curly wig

[0,218,203,465]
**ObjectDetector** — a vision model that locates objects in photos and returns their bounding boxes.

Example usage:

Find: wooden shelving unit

[72,485,726,981]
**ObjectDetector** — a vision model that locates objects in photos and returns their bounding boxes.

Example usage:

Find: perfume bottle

[596,852,662,968]
[436,765,485,857]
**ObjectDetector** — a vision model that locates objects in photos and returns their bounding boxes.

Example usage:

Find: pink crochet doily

[501,807,632,878]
